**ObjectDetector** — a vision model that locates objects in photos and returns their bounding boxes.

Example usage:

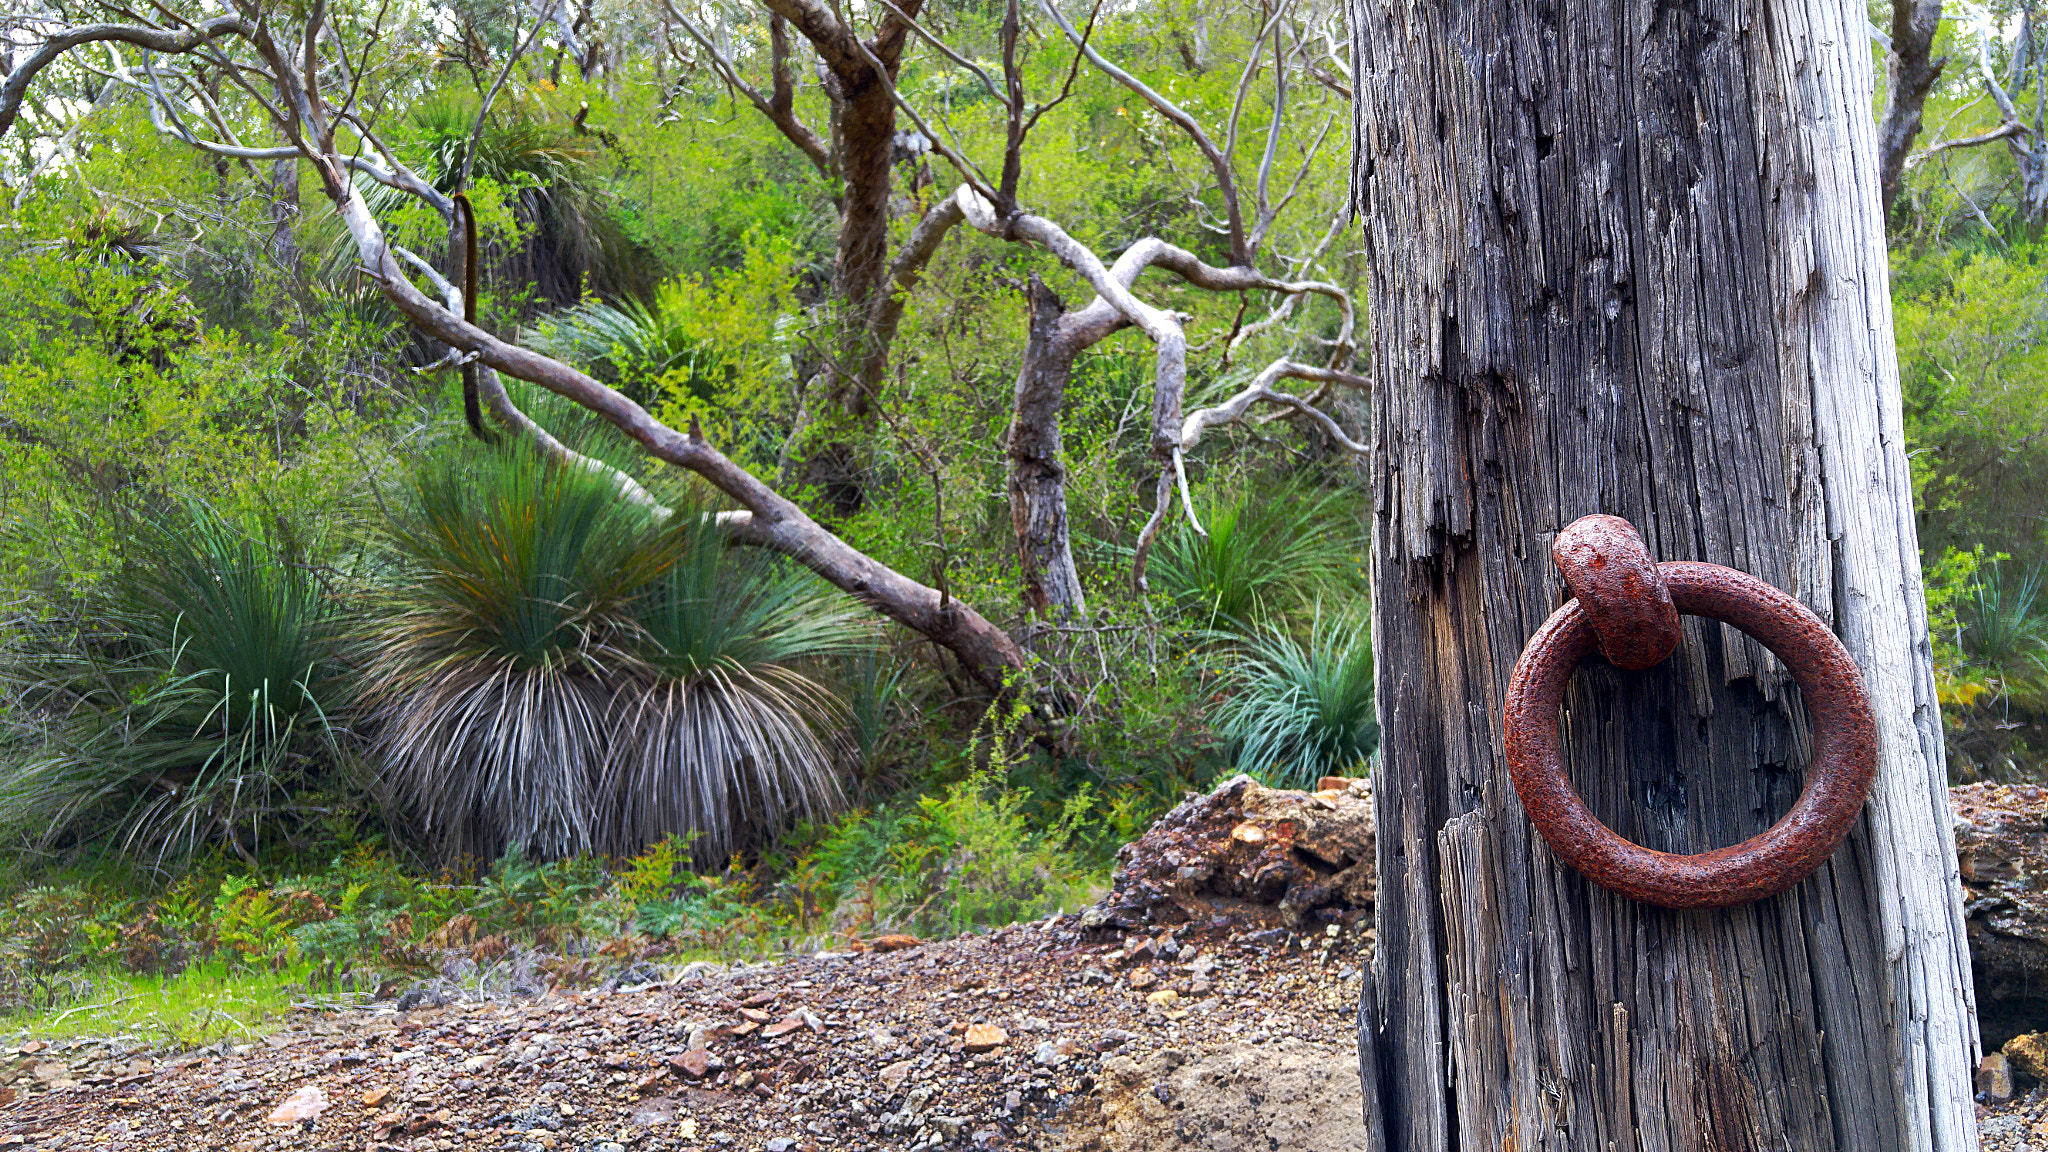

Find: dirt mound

[1082,774,1374,934]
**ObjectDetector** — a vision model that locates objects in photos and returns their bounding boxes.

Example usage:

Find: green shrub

[0,505,346,864]
[806,705,1105,937]
[1150,483,1360,628]
[1214,607,1378,789]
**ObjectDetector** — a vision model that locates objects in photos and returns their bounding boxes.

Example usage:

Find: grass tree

[605,521,868,863]
[1213,607,1376,789]
[363,443,862,862]
[1150,484,1358,628]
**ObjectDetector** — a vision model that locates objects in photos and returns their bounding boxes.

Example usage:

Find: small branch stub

[1504,517,1879,909]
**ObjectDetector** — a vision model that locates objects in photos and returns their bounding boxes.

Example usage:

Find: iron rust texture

[1503,560,1878,909]
[1549,514,1681,671]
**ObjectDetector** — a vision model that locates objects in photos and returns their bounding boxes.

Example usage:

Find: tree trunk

[1348,0,1978,1149]
[267,153,303,286]
[1876,0,1945,214]
[837,90,898,418]
[1007,276,1087,620]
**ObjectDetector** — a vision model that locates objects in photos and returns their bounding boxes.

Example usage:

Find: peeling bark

[1348,0,1977,1147]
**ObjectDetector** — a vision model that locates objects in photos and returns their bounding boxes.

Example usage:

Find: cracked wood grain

[1347,0,1978,1148]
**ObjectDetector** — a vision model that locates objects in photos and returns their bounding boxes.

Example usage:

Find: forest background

[0,0,2030,1042]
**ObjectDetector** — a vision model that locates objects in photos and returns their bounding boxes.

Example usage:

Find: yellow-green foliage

[3,957,316,1048]
[613,836,693,909]
[0,238,263,588]
[1924,545,1997,708]
[1893,244,2048,559]
[644,234,802,465]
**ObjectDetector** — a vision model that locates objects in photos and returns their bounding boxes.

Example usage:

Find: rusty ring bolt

[1502,515,1879,909]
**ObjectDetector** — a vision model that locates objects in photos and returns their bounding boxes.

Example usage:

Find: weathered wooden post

[1345,0,1981,1147]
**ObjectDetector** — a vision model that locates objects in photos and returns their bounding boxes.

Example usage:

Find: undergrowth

[0,703,1122,1043]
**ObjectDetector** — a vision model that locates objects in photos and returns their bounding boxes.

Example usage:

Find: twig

[47,995,138,1026]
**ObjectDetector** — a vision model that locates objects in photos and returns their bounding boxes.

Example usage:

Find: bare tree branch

[1904,119,2029,172]
[456,14,548,194]
[872,0,1008,108]
[473,368,676,517]
[1179,358,1369,453]
[1224,0,1289,189]
[0,15,248,140]
[665,0,831,174]
[864,193,966,371]
[1037,0,1248,264]
[844,27,997,198]
[952,183,1360,588]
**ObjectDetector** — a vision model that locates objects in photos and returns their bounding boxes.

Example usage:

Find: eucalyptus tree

[664,0,1365,621]
[0,0,1363,683]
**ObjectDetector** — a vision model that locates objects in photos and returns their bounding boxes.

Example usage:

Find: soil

[46,769,2048,1149]
[0,918,1368,1152]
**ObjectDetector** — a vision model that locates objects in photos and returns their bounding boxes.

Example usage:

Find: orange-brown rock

[1082,774,1374,931]
[2007,1031,2048,1083]
[963,1023,1007,1053]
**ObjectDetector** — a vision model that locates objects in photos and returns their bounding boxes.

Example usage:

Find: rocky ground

[19,769,2048,1151]
[0,777,1376,1152]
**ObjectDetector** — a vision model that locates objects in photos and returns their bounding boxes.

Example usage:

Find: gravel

[0,916,1368,1151]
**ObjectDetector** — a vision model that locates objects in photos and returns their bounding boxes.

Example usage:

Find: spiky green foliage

[0,506,343,864]
[1150,484,1359,628]
[363,444,863,863]
[523,295,729,412]
[1964,563,2048,674]
[1214,609,1378,789]
[361,444,680,861]
[526,298,677,381]
[604,525,867,862]
[845,654,908,781]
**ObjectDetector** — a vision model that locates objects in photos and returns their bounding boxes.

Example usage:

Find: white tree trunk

[1787,0,1979,1142]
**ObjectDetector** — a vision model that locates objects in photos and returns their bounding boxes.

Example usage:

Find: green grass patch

[2,957,315,1048]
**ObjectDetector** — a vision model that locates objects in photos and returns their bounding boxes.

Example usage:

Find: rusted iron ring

[1503,560,1878,909]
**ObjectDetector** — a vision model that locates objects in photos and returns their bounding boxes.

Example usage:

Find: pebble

[963,1023,1007,1053]
[1980,1053,2016,1102]
[263,1085,327,1125]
